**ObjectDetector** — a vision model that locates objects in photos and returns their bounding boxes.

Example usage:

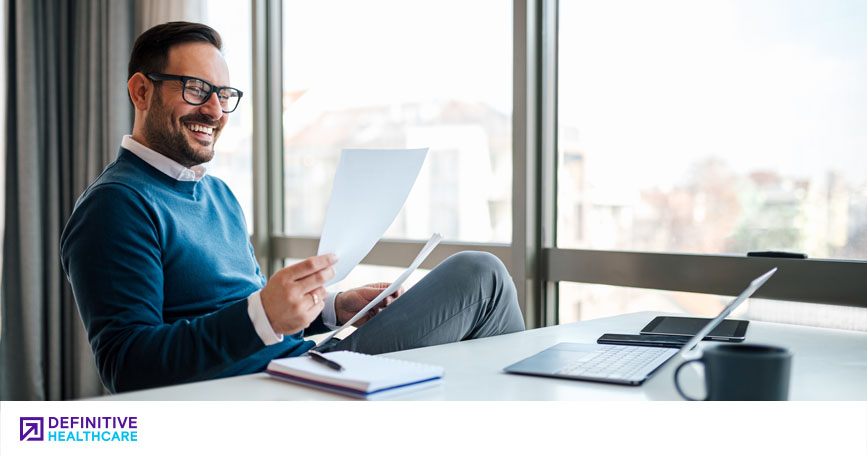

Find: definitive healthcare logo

[19,415,138,442]
[19,417,43,441]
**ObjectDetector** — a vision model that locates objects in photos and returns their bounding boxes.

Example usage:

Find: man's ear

[128,72,153,111]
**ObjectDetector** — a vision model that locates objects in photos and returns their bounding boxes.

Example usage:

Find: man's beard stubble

[143,90,217,168]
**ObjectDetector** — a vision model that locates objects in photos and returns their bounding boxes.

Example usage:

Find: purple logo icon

[20,417,44,441]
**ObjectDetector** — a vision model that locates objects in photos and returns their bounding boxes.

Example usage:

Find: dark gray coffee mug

[674,344,792,401]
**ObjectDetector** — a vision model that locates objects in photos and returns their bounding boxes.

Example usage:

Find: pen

[307,350,345,371]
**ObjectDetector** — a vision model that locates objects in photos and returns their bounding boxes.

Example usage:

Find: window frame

[251,0,867,331]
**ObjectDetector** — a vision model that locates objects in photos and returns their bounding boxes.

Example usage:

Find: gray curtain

[1,0,134,400]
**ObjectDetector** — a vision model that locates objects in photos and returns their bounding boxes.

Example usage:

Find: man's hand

[335,282,405,327]
[260,254,338,334]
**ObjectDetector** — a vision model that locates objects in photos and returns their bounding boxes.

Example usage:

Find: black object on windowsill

[747,251,807,259]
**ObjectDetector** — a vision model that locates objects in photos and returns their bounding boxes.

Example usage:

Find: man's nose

[199,91,224,121]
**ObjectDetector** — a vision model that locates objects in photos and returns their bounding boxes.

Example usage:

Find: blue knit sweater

[61,148,323,393]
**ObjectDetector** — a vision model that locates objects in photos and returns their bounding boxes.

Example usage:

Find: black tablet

[640,316,749,342]
[597,333,693,348]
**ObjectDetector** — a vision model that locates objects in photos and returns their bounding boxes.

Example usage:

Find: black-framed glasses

[146,73,243,113]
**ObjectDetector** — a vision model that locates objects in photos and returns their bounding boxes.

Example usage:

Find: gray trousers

[322,251,525,355]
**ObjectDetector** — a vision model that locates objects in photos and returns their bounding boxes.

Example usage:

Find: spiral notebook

[266,351,444,399]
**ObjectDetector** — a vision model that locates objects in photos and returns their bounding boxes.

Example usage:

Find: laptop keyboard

[555,345,677,381]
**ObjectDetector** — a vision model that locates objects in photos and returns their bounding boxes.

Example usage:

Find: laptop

[503,268,777,386]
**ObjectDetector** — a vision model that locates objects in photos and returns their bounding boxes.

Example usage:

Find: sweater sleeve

[61,184,266,393]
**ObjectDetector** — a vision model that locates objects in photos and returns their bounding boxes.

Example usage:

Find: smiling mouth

[185,122,215,138]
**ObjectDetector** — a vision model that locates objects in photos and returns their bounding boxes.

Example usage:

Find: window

[555,0,867,328]
[557,0,867,260]
[205,0,255,233]
[559,282,738,323]
[0,3,5,285]
[281,0,512,242]
[559,281,867,332]
[254,1,866,331]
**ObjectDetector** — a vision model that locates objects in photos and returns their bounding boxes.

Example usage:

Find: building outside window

[557,0,867,329]
[281,0,513,244]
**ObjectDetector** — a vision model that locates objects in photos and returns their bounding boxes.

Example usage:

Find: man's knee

[442,251,524,334]
[443,251,510,283]
[441,251,518,308]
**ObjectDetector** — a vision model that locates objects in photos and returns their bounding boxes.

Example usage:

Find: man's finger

[283,254,338,281]
[296,266,336,294]
[304,287,327,311]
[358,286,388,300]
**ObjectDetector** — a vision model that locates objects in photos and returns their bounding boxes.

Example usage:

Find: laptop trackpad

[505,343,600,375]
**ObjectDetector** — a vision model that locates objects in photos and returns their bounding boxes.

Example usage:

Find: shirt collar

[121,135,209,182]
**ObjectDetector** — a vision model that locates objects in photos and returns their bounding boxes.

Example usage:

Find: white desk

[96,312,867,400]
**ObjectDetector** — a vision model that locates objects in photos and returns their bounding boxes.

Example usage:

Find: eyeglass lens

[182,78,240,112]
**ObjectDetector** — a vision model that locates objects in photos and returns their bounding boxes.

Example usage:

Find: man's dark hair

[128,21,222,81]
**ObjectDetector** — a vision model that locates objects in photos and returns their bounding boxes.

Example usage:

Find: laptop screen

[674,268,777,357]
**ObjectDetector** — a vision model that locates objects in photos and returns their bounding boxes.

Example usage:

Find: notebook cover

[266,369,442,399]
[266,351,444,396]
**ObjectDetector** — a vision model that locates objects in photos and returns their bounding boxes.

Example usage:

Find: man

[60,22,524,394]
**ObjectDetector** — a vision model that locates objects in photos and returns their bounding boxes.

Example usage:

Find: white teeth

[186,123,214,135]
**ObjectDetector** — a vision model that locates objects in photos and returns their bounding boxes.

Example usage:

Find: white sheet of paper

[315,233,443,349]
[317,148,428,286]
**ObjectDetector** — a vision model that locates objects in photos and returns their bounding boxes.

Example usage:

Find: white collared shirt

[121,135,209,181]
[121,136,340,346]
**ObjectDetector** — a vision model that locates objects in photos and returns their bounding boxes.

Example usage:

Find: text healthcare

[45,416,138,442]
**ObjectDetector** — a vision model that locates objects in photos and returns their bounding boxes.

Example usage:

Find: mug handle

[674,359,707,401]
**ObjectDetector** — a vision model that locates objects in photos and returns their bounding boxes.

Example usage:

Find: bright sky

[215,0,867,190]
[282,0,513,114]
[559,0,867,188]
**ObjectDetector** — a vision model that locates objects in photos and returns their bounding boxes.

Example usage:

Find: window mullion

[252,0,284,277]
[547,248,867,308]
[513,0,541,328]
[540,0,559,326]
